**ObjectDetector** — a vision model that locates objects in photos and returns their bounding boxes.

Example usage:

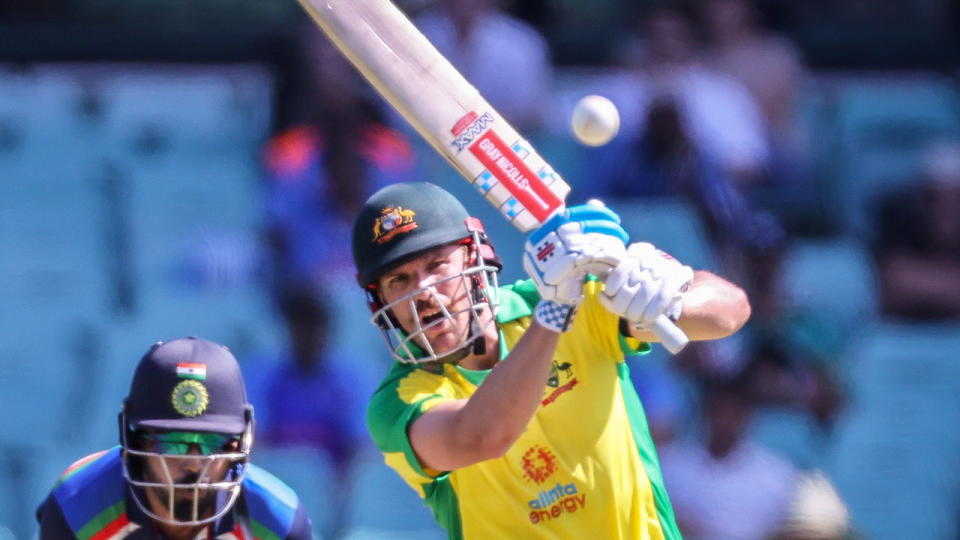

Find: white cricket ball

[570,94,620,147]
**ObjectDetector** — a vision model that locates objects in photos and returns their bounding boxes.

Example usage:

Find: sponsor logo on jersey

[372,206,418,244]
[527,482,587,524]
[171,379,209,417]
[542,360,577,407]
[521,445,557,484]
[451,111,494,152]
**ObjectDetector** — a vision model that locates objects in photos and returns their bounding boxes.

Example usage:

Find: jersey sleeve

[284,500,314,540]
[366,364,457,493]
[242,464,314,540]
[37,493,77,540]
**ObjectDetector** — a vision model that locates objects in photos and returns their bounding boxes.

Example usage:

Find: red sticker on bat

[451,111,479,136]
[468,131,563,223]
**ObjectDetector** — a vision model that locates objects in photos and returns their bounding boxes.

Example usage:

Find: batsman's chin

[421,324,467,353]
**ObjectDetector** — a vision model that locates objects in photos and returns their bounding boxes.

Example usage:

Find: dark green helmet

[352,182,490,287]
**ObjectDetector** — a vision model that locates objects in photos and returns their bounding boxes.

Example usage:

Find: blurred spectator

[701,0,812,191]
[589,94,785,292]
[613,2,771,187]
[742,339,844,428]
[263,29,415,285]
[415,0,552,130]
[659,375,799,540]
[872,139,960,320]
[256,284,375,479]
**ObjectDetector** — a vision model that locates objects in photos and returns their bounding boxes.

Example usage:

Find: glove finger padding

[599,260,659,321]
[523,205,629,306]
[641,265,693,323]
[575,234,627,272]
[522,252,581,305]
[599,242,694,327]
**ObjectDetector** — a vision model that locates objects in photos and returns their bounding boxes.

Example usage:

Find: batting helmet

[351,181,498,288]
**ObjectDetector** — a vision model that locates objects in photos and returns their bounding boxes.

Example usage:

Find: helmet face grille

[370,258,500,365]
[120,415,253,526]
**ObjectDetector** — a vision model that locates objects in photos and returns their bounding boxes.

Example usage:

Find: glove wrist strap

[534,300,578,333]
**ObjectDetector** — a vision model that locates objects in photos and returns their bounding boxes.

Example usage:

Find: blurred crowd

[4,0,956,537]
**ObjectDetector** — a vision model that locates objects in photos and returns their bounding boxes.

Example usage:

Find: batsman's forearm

[630,270,751,343]
[450,323,558,457]
[675,270,751,339]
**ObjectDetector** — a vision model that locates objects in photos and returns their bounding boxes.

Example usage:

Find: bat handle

[650,315,689,354]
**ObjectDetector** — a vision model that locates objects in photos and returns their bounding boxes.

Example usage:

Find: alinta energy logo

[521,445,588,524]
[527,482,587,524]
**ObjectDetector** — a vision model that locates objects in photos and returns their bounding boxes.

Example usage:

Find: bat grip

[650,315,689,354]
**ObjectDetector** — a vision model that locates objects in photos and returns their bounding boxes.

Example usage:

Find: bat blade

[297,0,569,232]
[297,0,689,353]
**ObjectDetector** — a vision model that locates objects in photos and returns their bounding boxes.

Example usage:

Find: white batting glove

[523,204,628,306]
[599,242,694,329]
[523,222,626,304]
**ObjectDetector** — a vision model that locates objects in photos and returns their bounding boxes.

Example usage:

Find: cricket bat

[297,0,689,353]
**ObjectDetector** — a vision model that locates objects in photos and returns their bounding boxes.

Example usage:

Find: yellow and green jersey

[366,279,682,540]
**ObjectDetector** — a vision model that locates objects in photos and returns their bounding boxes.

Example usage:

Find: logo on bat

[373,206,418,244]
[451,111,495,152]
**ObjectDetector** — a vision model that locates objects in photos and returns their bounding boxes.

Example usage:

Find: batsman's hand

[523,202,628,307]
[599,242,694,330]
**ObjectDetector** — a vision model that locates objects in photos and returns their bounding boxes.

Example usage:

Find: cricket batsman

[352,181,751,538]
[36,337,313,539]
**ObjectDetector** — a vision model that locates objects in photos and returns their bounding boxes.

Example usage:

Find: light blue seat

[338,451,444,539]
[819,75,960,236]
[252,445,340,538]
[607,197,719,272]
[830,76,960,139]
[0,460,24,540]
[773,237,879,355]
[748,407,827,470]
[824,322,960,540]
[325,274,394,373]
[0,318,93,448]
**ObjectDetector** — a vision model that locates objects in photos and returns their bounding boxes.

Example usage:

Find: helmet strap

[468,313,486,356]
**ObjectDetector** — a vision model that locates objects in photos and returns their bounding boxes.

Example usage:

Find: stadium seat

[338,450,445,540]
[251,445,340,538]
[607,197,719,272]
[818,75,960,236]
[773,236,879,355]
[0,317,99,449]
[824,322,960,540]
[748,407,827,470]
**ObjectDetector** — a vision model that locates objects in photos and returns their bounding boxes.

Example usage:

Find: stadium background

[2,0,960,538]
